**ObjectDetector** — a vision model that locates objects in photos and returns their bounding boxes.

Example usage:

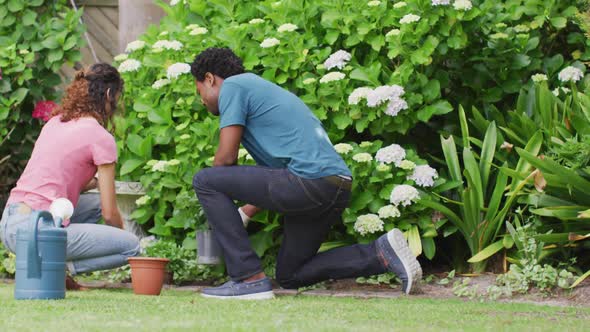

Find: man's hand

[238,204,261,227]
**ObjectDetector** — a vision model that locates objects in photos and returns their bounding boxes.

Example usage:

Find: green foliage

[0,0,85,206]
[0,242,15,277]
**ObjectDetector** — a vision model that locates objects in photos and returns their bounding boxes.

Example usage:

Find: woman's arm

[96,163,124,228]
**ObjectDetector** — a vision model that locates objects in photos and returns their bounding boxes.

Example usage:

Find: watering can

[14,199,72,300]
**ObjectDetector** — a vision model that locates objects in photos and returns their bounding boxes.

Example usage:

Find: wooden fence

[60,0,119,81]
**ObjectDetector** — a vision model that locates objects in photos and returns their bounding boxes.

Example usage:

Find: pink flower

[33,100,58,122]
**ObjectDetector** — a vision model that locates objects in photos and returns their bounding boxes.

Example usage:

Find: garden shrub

[0,0,85,207]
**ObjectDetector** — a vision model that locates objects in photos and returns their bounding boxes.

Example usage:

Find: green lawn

[1,284,588,331]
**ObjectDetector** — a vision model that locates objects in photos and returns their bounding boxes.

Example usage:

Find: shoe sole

[387,229,422,295]
[201,290,275,300]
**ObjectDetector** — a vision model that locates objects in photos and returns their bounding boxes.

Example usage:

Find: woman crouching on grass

[0,63,140,289]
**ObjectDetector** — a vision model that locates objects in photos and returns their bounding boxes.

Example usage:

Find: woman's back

[7,115,116,211]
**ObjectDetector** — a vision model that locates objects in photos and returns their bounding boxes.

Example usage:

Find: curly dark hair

[190,47,245,81]
[52,63,124,129]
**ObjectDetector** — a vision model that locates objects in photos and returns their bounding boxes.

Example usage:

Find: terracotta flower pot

[128,257,170,295]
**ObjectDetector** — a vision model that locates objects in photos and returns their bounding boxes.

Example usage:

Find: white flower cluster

[348,87,372,105]
[277,23,298,32]
[531,73,548,83]
[398,160,416,170]
[150,159,181,172]
[553,87,571,96]
[376,163,391,172]
[125,40,146,52]
[324,50,352,70]
[378,205,401,219]
[135,195,151,206]
[170,0,187,5]
[368,1,381,7]
[558,66,584,83]
[152,78,171,89]
[352,152,373,163]
[334,143,354,154]
[386,29,401,37]
[118,59,141,73]
[432,0,451,5]
[384,98,409,116]
[400,14,420,24]
[320,71,346,84]
[453,0,472,11]
[393,2,407,8]
[152,40,183,51]
[375,144,406,166]
[249,18,264,24]
[408,165,439,187]
[260,38,280,48]
[113,54,128,62]
[354,214,384,236]
[139,235,157,254]
[390,184,420,206]
[366,85,405,107]
[167,63,191,79]
[190,27,208,36]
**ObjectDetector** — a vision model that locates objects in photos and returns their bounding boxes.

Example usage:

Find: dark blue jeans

[193,166,386,289]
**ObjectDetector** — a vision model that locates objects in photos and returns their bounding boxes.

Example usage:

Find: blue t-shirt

[218,73,351,179]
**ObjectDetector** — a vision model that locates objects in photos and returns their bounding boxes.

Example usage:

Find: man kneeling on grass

[191,47,422,300]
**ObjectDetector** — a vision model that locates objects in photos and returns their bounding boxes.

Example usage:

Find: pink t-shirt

[7,116,117,211]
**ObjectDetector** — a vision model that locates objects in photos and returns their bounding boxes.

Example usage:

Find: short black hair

[190,47,245,81]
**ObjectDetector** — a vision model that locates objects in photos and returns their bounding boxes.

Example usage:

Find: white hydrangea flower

[168,159,181,166]
[170,0,181,5]
[323,50,352,70]
[152,40,183,51]
[400,14,421,24]
[393,1,407,8]
[139,236,157,253]
[352,152,373,163]
[390,184,420,206]
[19,49,29,55]
[432,0,451,5]
[368,0,381,7]
[408,165,439,187]
[348,87,372,105]
[260,38,280,48]
[384,98,409,117]
[180,134,191,140]
[167,63,191,79]
[366,85,405,107]
[531,73,548,83]
[114,54,128,62]
[152,160,168,172]
[319,71,346,84]
[118,59,141,73]
[125,40,146,52]
[302,78,317,85]
[386,29,401,37]
[249,18,264,24]
[277,23,298,32]
[135,195,150,206]
[552,87,571,96]
[453,0,472,11]
[334,143,354,154]
[378,205,401,219]
[159,31,169,36]
[190,27,208,35]
[376,163,391,172]
[558,66,584,83]
[152,78,171,89]
[398,160,416,170]
[238,149,250,159]
[354,214,384,236]
[375,144,406,166]
[186,24,201,30]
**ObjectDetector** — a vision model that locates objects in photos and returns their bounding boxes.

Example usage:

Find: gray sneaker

[376,228,422,294]
[201,277,274,300]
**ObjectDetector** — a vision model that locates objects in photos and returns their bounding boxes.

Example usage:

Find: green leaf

[41,36,59,49]
[349,191,374,211]
[407,226,422,257]
[570,270,590,288]
[120,159,143,175]
[467,240,503,263]
[249,231,274,257]
[350,68,380,86]
[333,113,352,129]
[10,88,28,104]
[441,135,462,185]
[416,100,453,122]
[7,0,23,12]
[422,79,440,103]
[47,49,63,63]
[550,17,567,29]
[479,122,497,190]
[422,237,436,260]
[22,10,37,26]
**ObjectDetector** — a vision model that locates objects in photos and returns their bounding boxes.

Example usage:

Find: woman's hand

[82,176,98,192]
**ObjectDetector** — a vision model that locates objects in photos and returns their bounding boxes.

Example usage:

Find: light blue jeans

[0,194,140,275]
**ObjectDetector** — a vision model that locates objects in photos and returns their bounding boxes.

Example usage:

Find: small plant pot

[128,257,170,295]
[196,229,223,265]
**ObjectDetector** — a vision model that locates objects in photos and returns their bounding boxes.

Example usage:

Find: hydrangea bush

[114,0,589,266]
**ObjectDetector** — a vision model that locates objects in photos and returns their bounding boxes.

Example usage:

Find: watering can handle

[27,211,55,279]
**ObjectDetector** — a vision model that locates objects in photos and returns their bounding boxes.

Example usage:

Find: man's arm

[213,125,244,167]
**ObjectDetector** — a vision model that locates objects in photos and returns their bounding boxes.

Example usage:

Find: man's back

[218,73,351,179]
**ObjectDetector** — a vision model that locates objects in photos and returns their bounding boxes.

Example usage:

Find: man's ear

[205,72,215,86]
